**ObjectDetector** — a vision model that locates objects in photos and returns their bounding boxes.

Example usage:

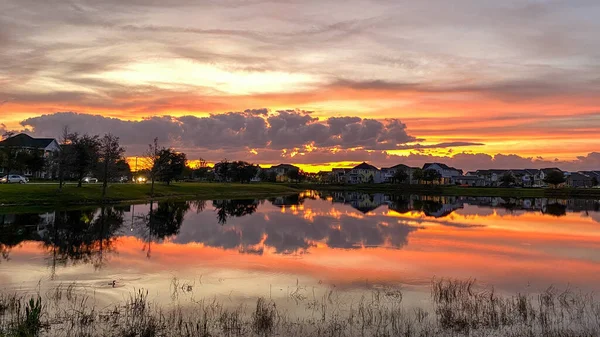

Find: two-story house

[0,133,61,178]
[422,163,463,185]
[267,164,300,182]
[380,164,419,184]
[330,168,350,183]
[565,172,592,188]
[347,162,382,184]
[534,168,563,187]
[473,169,510,186]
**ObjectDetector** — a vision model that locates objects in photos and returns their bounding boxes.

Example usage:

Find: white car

[83,177,98,183]
[0,175,29,184]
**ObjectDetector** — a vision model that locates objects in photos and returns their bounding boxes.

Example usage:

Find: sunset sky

[1,0,599,172]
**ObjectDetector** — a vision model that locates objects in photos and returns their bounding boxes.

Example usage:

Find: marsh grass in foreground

[1,279,599,337]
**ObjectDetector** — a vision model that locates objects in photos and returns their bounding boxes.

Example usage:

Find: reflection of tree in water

[0,213,43,262]
[212,199,258,225]
[41,207,124,276]
[148,201,190,239]
[544,203,567,217]
[133,200,191,258]
[413,199,443,216]
[388,195,412,214]
[189,199,207,213]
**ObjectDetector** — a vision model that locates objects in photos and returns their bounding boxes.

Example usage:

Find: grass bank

[1,279,598,337]
[0,183,297,208]
[297,183,600,198]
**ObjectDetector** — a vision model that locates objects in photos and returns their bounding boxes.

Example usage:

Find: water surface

[1,191,600,311]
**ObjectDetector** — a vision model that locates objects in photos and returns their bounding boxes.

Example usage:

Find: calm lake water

[1,191,600,313]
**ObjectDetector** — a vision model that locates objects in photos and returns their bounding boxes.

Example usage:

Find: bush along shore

[0,279,598,337]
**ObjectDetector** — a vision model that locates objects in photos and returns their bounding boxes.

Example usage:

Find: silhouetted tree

[214,159,231,182]
[69,133,101,187]
[155,149,186,185]
[286,168,303,183]
[592,177,599,187]
[258,170,277,182]
[98,134,125,197]
[544,171,566,188]
[57,126,72,190]
[423,169,441,185]
[412,168,424,184]
[392,170,409,184]
[500,173,516,186]
[0,131,18,180]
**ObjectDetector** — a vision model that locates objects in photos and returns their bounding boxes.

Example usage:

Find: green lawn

[0,182,299,207]
[2,181,598,210]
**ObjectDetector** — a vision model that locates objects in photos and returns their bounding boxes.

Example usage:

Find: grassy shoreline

[1,182,599,211]
[0,183,298,209]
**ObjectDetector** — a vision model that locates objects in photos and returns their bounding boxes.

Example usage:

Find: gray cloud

[16,110,600,171]
[19,110,420,154]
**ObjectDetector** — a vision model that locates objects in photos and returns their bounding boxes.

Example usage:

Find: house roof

[579,171,600,178]
[270,164,299,170]
[0,133,56,149]
[423,163,461,172]
[352,162,379,171]
[567,172,591,180]
[456,176,484,181]
[541,167,563,174]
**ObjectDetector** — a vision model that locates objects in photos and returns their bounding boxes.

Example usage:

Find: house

[267,164,300,182]
[474,169,509,186]
[534,168,563,187]
[381,164,419,184]
[454,175,486,187]
[422,163,463,185]
[565,172,592,188]
[0,133,61,178]
[347,162,382,184]
[509,169,538,187]
[579,171,600,186]
[330,168,350,183]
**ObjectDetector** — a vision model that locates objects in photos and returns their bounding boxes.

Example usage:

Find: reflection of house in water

[457,196,598,215]
[417,196,464,218]
[329,192,390,213]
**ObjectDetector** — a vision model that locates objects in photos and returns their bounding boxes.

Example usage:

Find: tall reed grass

[0,279,598,337]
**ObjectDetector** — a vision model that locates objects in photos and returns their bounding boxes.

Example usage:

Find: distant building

[267,164,300,182]
[579,171,600,186]
[330,168,350,183]
[381,164,420,184]
[508,169,538,187]
[565,172,592,188]
[347,162,382,184]
[473,169,509,186]
[454,175,486,187]
[422,163,463,185]
[535,168,564,187]
[0,133,61,178]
